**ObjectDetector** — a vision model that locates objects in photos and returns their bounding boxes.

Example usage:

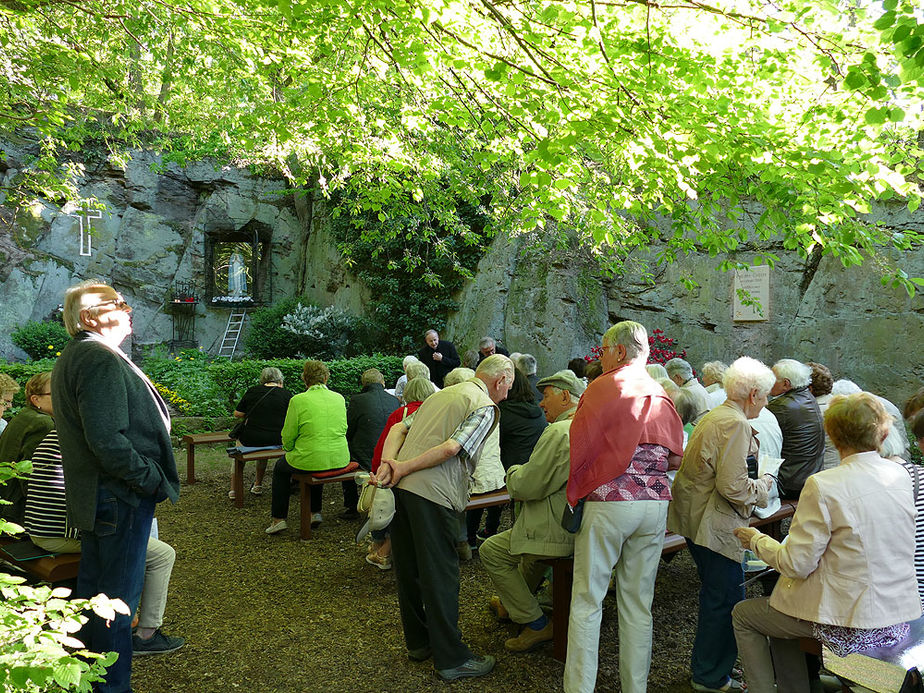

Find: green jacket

[0,404,54,523]
[281,384,349,471]
[505,408,576,558]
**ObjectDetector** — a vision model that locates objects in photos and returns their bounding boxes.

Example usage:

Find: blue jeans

[686,539,745,689]
[76,486,155,693]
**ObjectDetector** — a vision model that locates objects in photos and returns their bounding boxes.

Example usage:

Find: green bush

[0,359,57,420]
[243,298,303,359]
[10,322,70,360]
[141,348,227,417]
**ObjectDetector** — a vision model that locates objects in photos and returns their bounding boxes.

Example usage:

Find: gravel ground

[131,447,714,693]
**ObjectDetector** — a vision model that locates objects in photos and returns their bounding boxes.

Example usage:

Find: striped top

[24,430,79,540]
[898,459,924,606]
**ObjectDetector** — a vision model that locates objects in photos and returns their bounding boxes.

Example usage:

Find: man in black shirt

[416,329,460,388]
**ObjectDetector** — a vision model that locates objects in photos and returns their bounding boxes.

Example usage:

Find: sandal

[250,484,263,495]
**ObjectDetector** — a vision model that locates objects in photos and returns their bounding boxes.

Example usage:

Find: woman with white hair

[668,357,778,693]
[228,366,292,498]
[394,355,420,402]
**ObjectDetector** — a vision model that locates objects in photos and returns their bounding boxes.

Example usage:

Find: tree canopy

[2,0,923,287]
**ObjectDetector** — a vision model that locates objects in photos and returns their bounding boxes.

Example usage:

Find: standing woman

[229,367,293,498]
[667,357,777,693]
[0,371,55,523]
[265,360,349,534]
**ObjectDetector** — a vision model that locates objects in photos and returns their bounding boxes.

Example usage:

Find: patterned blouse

[588,443,672,502]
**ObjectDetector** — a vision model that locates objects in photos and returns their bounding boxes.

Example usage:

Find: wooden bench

[543,501,798,662]
[800,615,924,692]
[182,432,233,484]
[291,463,360,540]
[0,537,80,583]
[466,489,510,511]
[227,447,284,508]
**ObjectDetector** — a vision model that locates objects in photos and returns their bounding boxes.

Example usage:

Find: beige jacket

[752,451,921,628]
[667,400,771,561]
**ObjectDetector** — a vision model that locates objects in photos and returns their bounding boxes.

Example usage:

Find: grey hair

[831,379,862,396]
[724,357,776,401]
[260,367,284,385]
[475,353,515,384]
[402,377,436,404]
[423,329,439,340]
[62,279,111,337]
[406,362,431,381]
[670,387,699,426]
[515,353,537,376]
[479,336,495,349]
[665,358,694,382]
[402,355,419,369]
[444,367,476,387]
[646,363,669,380]
[772,359,812,390]
[549,385,581,406]
[879,420,906,459]
[702,361,728,383]
[602,321,648,361]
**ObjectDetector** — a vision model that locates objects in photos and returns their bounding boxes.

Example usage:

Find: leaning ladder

[218,311,247,360]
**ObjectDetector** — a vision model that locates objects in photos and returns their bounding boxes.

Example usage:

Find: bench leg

[551,560,573,663]
[233,460,244,508]
[299,481,313,541]
[186,442,196,484]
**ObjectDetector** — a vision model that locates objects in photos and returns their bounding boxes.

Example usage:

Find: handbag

[561,498,585,534]
[229,387,274,441]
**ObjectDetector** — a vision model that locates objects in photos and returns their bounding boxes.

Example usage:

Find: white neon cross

[69,209,102,257]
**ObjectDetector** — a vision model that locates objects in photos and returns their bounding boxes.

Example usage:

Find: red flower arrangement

[584,328,687,366]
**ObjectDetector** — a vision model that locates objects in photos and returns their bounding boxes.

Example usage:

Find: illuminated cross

[69,209,102,257]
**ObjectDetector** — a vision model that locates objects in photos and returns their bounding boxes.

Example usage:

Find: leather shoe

[488,595,510,621]
[505,622,553,652]
[437,654,496,681]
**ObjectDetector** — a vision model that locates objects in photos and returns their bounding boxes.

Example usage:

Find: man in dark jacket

[52,280,181,693]
[416,329,460,388]
[767,359,825,499]
[341,368,399,518]
[476,336,510,364]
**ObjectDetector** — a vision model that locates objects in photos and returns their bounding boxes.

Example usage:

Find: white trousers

[564,500,668,693]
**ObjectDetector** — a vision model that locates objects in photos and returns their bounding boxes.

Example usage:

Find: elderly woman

[0,371,55,523]
[265,360,350,535]
[364,376,438,569]
[228,366,293,498]
[732,393,921,693]
[0,373,20,436]
[667,357,777,693]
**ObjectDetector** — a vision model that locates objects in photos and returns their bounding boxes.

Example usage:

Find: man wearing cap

[480,370,584,652]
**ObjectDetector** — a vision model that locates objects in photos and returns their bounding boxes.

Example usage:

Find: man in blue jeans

[53,280,181,692]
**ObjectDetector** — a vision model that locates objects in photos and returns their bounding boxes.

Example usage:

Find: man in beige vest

[374,354,514,682]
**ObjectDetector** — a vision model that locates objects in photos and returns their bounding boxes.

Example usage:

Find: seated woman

[228,367,293,499]
[667,357,777,693]
[265,360,349,535]
[732,393,921,693]
[24,426,185,654]
[365,376,437,569]
[0,371,55,523]
[0,373,20,436]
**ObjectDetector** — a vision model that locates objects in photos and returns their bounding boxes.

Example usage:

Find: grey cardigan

[51,332,179,530]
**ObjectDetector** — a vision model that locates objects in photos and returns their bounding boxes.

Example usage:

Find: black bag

[561,499,585,534]
[229,388,274,441]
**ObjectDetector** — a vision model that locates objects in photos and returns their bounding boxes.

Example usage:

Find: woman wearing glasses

[0,371,55,523]
[0,373,20,436]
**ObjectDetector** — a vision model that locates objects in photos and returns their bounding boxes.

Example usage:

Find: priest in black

[416,329,460,389]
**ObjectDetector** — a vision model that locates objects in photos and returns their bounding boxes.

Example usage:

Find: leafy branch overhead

[1,0,922,281]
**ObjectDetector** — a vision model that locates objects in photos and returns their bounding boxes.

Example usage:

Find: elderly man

[52,280,180,692]
[341,368,400,519]
[481,370,584,652]
[665,357,711,422]
[564,322,684,693]
[373,354,514,681]
[513,352,543,402]
[477,336,510,363]
[416,329,461,388]
[766,359,825,499]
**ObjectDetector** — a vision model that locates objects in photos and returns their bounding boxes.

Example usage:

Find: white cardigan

[751,451,921,628]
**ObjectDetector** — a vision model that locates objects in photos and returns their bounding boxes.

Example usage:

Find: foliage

[10,323,69,361]
[245,299,377,359]
[332,192,489,353]
[647,329,688,366]
[0,461,122,693]
[0,359,57,420]
[141,348,226,417]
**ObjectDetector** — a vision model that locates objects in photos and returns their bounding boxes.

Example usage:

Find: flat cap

[537,369,586,398]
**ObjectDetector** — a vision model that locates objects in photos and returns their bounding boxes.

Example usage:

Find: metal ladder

[218,311,247,360]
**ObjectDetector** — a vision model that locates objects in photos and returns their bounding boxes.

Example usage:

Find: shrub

[10,322,70,361]
[0,359,57,420]
[141,348,226,418]
[243,298,303,359]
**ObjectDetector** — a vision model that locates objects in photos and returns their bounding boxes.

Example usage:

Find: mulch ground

[131,446,711,692]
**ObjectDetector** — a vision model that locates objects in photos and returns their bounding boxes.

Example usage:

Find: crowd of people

[2,280,924,692]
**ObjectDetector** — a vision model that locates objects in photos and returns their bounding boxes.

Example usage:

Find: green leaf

[864,106,889,124]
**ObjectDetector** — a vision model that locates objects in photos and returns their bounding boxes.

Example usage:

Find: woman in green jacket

[265,360,349,535]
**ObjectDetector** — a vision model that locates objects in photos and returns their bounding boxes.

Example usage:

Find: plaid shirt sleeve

[450,406,496,462]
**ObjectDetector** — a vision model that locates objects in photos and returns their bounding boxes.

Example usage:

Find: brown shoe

[504,622,553,652]
[488,595,510,621]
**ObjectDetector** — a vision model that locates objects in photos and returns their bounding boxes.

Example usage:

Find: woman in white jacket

[731,392,921,693]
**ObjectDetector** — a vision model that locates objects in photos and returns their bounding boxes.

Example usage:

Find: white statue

[228,251,247,297]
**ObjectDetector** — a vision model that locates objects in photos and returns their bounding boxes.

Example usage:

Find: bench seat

[291,463,361,540]
[182,432,233,484]
[0,537,80,583]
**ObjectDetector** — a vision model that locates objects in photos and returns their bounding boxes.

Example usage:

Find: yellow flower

[55,352,61,356]
[47,345,54,349]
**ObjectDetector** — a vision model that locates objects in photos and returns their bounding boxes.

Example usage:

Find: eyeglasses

[88,298,131,312]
